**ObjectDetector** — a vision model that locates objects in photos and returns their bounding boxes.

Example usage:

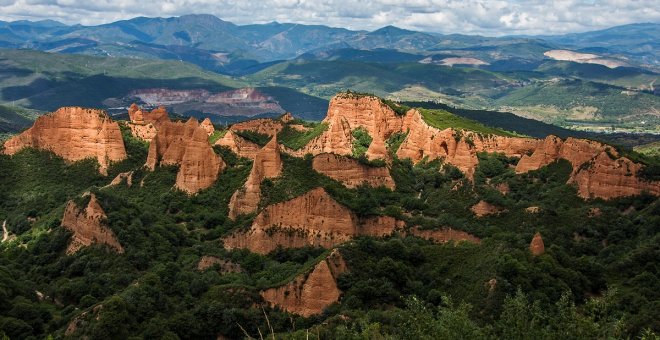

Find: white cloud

[0,0,658,35]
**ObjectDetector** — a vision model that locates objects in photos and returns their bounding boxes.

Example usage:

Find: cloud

[0,0,658,35]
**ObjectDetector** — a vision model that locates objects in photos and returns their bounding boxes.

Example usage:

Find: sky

[0,0,658,36]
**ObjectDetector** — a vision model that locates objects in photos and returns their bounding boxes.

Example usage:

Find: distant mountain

[0,15,657,75]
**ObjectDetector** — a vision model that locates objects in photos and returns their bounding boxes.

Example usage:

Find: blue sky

[0,0,658,35]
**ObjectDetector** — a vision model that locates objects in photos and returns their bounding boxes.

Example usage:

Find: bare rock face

[214,130,261,159]
[146,118,225,194]
[471,200,503,217]
[280,112,295,123]
[107,171,133,188]
[516,136,660,199]
[61,194,123,255]
[397,109,536,179]
[223,188,402,254]
[570,152,660,199]
[230,118,284,137]
[200,118,215,136]
[2,107,127,175]
[176,127,225,194]
[312,153,395,189]
[127,104,169,142]
[228,136,282,219]
[409,227,481,244]
[292,94,403,159]
[261,249,347,317]
[529,232,545,256]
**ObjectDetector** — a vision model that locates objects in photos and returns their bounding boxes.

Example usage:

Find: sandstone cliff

[145,117,224,194]
[214,130,261,159]
[223,188,402,254]
[228,136,282,219]
[197,256,242,273]
[471,200,503,217]
[230,118,284,137]
[312,153,395,189]
[261,249,346,316]
[61,194,123,255]
[530,232,545,256]
[127,104,169,142]
[200,118,215,136]
[292,94,403,159]
[515,136,660,199]
[2,107,127,175]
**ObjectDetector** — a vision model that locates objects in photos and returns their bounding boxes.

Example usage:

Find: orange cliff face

[2,107,127,175]
[261,249,347,317]
[146,117,225,194]
[312,153,395,189]
[287,94,535,178]
[127,104,169,142]
[223,187,402,254]
[228,136,283,219]
[515,136,660,199]
[61,194,123,255]
[397,109,536,179]
[200,118,215,136]
[290,94,403,160]
[230,118,284,137]
[214,130,260,159]
[529,232,545,256]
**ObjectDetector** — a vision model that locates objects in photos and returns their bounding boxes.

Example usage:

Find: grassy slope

[418,108,523,137]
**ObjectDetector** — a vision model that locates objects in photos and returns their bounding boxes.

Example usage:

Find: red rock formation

[126,104,169,142]
[176,126,225,194]
[292,94,403,159]
[525,206,541,214]
[223,188,402,254]
[529,232,545,256]
[408,227,481,244]
[312,153,395,189]
[516,136,660,199]
[261,249,347,316]
[200,118,215,136]
[280,112,295,123]
[570,152,660,199]
[230,118,284,137]
[61,194,123,255]
[146,118,224,194]
[107,171,133,188]
[471,200,503,217]
[214,130,261,159]
[397,109,536,179]
[2,107,127,175]
[228,136,283,219]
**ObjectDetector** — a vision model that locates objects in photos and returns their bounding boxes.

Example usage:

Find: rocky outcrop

[200,118,215,136]
[280,112,295,123]
[312,153,395,189]
[61,194,123,255]
[516,136,660,199]
[409,227,481,244]
[529,232,545,256]
[223,188,403,254]
[397,109,536,179]
[292,94,403,160]
[2,107,127,175]
[126,104,168,142]
[471,200,503,217]
[214,130,261,159]
[230,118,284,137]
[260,249,347,316]
[146,118,225,194]
[197,256,242,273]
[107,171,133,188]
[228,136,283,219]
